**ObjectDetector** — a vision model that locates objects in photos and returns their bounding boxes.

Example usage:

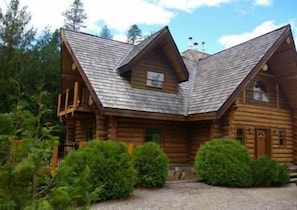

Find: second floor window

[253,81,269,102]
[146,71,164,88]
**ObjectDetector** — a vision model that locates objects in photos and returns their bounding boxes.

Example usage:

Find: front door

[255,129,270,158]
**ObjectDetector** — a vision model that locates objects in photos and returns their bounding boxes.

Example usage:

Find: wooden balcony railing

[57,82,93,116]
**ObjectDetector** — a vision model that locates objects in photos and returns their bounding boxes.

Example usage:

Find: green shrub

[251,156,289,187]
[55,140,135,206]
[195,138,252,187]
[132,142,168,188]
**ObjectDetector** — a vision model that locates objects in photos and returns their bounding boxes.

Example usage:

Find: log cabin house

[58,24,297,166]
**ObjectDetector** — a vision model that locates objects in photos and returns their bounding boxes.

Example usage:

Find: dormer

[116,26,189,94]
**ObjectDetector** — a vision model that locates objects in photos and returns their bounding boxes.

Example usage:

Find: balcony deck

[57,82,94,116]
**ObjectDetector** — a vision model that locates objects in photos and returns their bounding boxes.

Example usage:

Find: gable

[131,46,179,93]
[117,26,189,83]
[187,25,294,119]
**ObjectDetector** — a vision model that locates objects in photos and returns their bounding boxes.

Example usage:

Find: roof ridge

[206,24,290,59]
[183,59,199,116]
[61,28,133,46]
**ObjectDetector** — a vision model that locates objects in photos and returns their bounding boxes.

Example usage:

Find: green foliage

[55,140,135,205]
[132,142,168,188]
[100,25,113,39]
[195,138,252,187]
[0,136,57,210]
[127,24,142,44]
[63,0,87,31]
[251,156,289,187]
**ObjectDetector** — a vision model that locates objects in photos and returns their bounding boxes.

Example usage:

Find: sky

[0,0,296,54]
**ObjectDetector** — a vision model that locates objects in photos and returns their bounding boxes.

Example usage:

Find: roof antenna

[188,37,193,49]
[201,41,205,51]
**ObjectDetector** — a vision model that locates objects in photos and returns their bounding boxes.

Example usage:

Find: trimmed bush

[195,138,252,187]
[132,142,168,188]
[251,156,289,187]
[55,140,135,207]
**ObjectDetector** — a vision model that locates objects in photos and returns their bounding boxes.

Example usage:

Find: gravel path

[92,181,297,210]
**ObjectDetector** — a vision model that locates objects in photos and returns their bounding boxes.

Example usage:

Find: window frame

[146,71,164,89]
[145,127,162,144]
[253,80,269,103]
[278,130,286,146]
[236,128,245,144]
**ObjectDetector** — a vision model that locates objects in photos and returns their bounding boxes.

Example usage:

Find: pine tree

[63,0,87,31]
[100,25,113,39]
[127,24,142,44]
[0,0,35,113]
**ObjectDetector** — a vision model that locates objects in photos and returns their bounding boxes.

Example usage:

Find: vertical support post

[64,88,69,113]
[276,83,280,109]
[57,93,61,116]
[242,88,246,104]
[73,82,79,110]
[128,143,134,154]
[51,146,58,172]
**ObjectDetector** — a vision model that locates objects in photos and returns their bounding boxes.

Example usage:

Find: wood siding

[114,117,190,163]
[131,46,179,93]
[228,104,294,163]
[190,122,211,163]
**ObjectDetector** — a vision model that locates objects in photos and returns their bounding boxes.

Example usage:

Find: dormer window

[146,71,164,88]
[253,81,269,102]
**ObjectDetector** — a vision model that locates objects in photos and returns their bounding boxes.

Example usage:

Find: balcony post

[73,82,79,110]
[64,88,69,113]
[57,93,62,116]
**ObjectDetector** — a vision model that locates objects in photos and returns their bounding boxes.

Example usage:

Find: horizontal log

[162,147,189,153]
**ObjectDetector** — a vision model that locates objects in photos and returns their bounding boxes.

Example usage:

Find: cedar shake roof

[61,24,294,118]
[188,25,290,115]
[62,30,188,115]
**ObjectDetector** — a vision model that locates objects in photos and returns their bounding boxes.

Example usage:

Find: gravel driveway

[92,181,297,210]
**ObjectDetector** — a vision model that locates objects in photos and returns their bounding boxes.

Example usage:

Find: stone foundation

[167,164,202,181]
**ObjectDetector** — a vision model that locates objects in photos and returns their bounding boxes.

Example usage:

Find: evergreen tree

[100,24,113,39]
[63,0,87,31]
[127,24,142,44]
[0,0,35,113]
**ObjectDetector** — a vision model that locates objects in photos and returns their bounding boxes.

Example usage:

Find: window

[253,81,269,102]
[145,127,162,144]
[236,128,245,143]
[85,126,93,141]
[279,131,286,146]
[146,71,164,88]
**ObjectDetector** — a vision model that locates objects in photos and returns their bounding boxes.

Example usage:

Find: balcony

[57,82,94,116]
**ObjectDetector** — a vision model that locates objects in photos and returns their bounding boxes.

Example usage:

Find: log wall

[190,122,211,163]
[115,117,190,163]
[293,111,297,164]
[228,104,294,163]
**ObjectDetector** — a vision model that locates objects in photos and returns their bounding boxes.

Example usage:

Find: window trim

[146,71,164,89]
[278,130,286,147]
[145,127,162,144]
[236,128,245,144]
[253,81,269,103]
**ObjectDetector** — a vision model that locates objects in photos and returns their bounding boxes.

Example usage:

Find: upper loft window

[146,71,164,88]
[253,81,269,102]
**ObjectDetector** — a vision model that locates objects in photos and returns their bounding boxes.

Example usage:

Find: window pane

[236,128,244,143]
[146,71,164,88]
[145,128,162,144]
[279,131,285,146]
